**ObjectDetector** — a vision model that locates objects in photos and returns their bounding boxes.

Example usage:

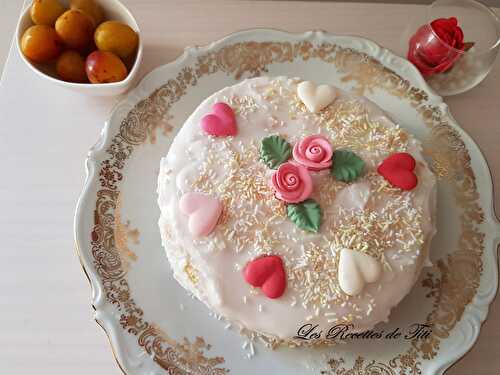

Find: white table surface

[1,1,499,374]
[1,1,123,373]
[0,0,24,76]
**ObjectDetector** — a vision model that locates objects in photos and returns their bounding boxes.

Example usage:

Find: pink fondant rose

[292,135,333,171]
[271,162,313,203]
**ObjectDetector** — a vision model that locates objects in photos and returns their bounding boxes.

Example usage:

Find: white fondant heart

[179,192,222,237]
[338,248,382,296]
[297,81,337,113]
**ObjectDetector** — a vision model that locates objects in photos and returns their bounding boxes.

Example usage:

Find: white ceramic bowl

[16,0,143,96]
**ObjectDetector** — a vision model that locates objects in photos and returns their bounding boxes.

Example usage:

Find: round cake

[157,76,437,346]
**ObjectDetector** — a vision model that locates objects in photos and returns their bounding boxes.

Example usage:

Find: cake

[157,76,437,346]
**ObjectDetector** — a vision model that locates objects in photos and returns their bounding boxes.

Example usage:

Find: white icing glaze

[333,181,371,212]
[157,76,437,344]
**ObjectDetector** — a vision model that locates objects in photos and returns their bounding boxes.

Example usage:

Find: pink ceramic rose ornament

[271,162,313,204]
[292,135,333,171]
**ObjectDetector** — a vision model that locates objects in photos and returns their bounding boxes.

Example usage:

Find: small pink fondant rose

[271,162,313,203]
[292,135,333,171]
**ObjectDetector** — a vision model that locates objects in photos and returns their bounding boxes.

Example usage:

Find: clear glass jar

[403,0,500,96]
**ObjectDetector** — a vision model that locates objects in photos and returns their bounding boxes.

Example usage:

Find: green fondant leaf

[260,135,292,169]
[287,199,322,233]
[331,150,364,182]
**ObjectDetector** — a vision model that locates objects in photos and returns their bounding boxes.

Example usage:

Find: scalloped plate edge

[74,28,500,375]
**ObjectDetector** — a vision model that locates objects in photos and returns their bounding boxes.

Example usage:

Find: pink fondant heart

[179,192,222,237]
[243,255,287,299]
[200,103,237,137]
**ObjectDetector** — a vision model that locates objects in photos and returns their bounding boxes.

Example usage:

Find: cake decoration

[377,152,418,190]
[271,162,313,204]
[331,150,365,182]
[260,135,292,169]
[292,135,333,171]
[338,248,382,296]
[179,192,222,237]
[287,199,322,233]
[297,81,337,113]
[243,255,287,299]
[200,102,237,136]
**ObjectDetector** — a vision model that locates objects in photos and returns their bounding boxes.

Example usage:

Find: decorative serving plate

[74,29,500,375]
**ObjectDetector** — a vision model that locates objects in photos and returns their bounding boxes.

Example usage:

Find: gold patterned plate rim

[74,29,500,374]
